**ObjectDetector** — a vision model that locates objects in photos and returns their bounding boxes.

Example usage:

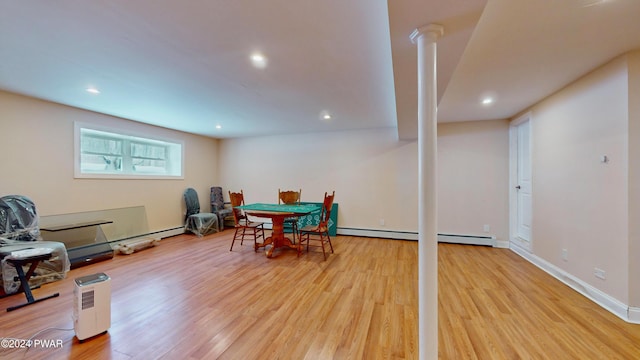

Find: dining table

[235,203,320,258]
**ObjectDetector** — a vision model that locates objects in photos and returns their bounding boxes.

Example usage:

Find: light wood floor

[0,231,639,359]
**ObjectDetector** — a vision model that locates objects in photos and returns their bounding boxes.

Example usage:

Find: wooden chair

[229,190,265,251]
[298,191,335,260]
[278,188,301,243]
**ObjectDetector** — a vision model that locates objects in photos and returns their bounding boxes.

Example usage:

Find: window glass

[75,123,183,179]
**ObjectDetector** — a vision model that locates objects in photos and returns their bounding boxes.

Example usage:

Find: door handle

[515,185,521,190]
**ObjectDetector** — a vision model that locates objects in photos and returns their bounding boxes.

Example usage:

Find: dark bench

[1,251,60,311]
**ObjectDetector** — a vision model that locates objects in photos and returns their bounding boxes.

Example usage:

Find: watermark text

[1,337,63,349]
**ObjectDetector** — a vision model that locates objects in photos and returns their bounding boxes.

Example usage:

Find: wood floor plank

[1,233,640,359]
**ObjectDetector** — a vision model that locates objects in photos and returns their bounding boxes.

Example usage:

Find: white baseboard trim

[628,307,640,323]
[510,242,638,324]
[494,240,510,248]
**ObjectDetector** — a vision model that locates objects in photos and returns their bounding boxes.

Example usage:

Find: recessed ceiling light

[215,124,222,129]
[250,52,267,68]
[481,97,494,105]
[319,111,333,121]
[86,87,100,94]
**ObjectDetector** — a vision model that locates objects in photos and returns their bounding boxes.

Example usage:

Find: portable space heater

[73,272,111,341]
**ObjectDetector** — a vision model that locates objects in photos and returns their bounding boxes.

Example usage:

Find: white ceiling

[1,0,639,140]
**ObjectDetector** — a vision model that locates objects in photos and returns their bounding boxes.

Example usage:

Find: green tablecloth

[237,202,338,236]
[236,203,320,213]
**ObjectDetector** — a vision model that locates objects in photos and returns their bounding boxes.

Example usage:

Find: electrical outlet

[483,224,490,233]
[561,249,568,261]
[594,268,606,280]
[379,218,385,226]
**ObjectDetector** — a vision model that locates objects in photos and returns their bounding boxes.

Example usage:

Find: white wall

[627,50,640,308]
[219,124,510,242]
[526,55,630,303]
[438,119,510,241]
[1,90,510,241]
[219,128,419,232]
[0,90,219,232]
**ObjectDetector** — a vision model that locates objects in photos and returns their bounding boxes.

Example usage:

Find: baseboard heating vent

[438,233,495,246]
[337,227,418,240]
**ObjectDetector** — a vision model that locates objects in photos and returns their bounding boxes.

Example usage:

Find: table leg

[265,216,297,258]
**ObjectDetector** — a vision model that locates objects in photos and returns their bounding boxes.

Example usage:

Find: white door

[511,115,532,249]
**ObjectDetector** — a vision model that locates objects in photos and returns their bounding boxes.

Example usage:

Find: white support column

[410,23,443,360]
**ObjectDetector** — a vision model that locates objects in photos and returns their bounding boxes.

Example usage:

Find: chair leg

[292,223,298,244]
[297,232,305,257]
[320,234,326,260]
[240,227,247,246]
[203,218,218,236]
[296,230,333,260]
[254,227,259,252]
[253,227,259,251]
[326,232,334,254]
[230,228,240,251]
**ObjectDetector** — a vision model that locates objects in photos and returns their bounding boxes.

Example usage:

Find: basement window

[75,123,183,179]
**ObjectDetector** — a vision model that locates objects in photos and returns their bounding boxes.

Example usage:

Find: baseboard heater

[337,227,418,240]
[336,228,495,246]
[437,233,495,246]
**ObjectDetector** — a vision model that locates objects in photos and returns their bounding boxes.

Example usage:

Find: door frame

[509,112,532,251]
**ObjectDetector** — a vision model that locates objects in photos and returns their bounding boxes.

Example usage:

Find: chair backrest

[184,188,201,221]
[278,189,301,205]
[318,191,335,228]
[228,190,246,224]
[0,195,41,241]
[210,186,225,212]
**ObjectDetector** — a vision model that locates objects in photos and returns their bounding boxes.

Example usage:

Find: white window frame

[74,122,184,179]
